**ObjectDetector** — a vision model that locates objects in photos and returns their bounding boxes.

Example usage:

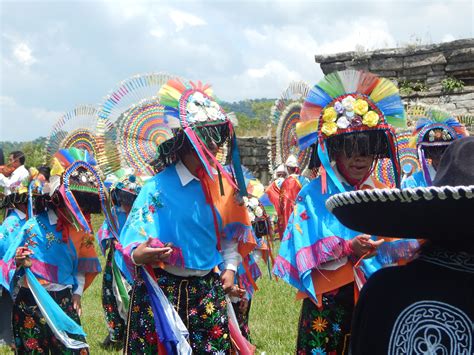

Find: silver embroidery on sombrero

[388,300,472,355]
[418,248,474,274]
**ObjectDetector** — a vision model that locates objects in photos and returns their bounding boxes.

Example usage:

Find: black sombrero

[326,137,474,240]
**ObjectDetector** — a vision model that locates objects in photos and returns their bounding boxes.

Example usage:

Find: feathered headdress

[159,78,247,196]
[49,148,108,233]
[407,104,469,186]
[268,81,311,175]
[407,105,468,147]
[296,70,406,191]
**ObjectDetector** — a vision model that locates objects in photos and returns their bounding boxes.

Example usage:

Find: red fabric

[265,180,281,210]
[278,175,303,238]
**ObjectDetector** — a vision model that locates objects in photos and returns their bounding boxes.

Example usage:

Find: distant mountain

[220,98,275,119]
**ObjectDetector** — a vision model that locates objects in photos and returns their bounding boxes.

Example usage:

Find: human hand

[220,269,245,298]
[351,235,376,258]
[132,237,173,265]
[15,247,33,267]
[72,294,82,316]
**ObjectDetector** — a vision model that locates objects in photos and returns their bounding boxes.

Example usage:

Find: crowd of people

[0,72,472,354]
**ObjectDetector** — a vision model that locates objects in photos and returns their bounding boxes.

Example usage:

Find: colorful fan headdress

[159,78,247,195]
[49,148,108,233]
[44,105,99,166]
[297,70,406,191]
[268,81,311,175]
[374,130,420,187]
[96,72,176,176]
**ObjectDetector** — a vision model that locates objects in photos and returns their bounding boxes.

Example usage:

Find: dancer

[2,148,103,353]
[96,171,143,350]
[402,106,468,188]
[273,70,415,354]
[120,79,256,354]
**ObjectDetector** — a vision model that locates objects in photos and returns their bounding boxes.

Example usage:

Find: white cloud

[150,27,165,38]
[441,33,456,43]
[169,9,206,31]
[0,96,61,141]
[13,42,36,66]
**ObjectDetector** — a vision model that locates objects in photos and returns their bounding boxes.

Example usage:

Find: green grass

[1,215,301,354]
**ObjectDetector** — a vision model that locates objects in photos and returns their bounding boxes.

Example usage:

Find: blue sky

[1,0,473,141]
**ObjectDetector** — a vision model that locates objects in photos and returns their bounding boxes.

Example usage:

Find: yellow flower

[321,122,338,136]
[201,314,208,320]
[312,317,328,332]
[147,306,154,317]
[223,333,228,339]
[322,107,337,123]
[353,99,369,115]
[205,302,215,315]
[363,111,380,127]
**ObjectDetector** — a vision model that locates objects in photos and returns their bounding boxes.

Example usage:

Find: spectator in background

[0,151,30,195]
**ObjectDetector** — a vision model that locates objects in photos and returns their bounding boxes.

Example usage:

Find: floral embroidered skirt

[125,269,231,354]
[296,283,354,355]
[231,299,252,341]
[12,287,89,354]
[101,245,130,345]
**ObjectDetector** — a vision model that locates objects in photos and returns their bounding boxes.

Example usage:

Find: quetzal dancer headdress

[44,105,99,166]
[296,70,407,191]
[159,78,247,195]
[49,147,108,234]
[407,104,469,185]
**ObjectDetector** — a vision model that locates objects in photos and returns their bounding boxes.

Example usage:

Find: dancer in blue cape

[2,148,103,353]
[401,105,469,188]
[120,78,257,354]
[96,170,144,350]
[273,70,419,354]
[0,173,31,347]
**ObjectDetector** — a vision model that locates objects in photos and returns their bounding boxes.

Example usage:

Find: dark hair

[111,189,138,208]
[10,151,25,165]
[152,123,230,173]
[72,191,102,214]
[422,145,448,161]
[308,130,390,169]
[37,166,51,181]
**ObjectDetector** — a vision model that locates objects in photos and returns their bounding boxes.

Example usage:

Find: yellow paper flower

[363,111,380,127]
[322,107,337,123]
[321,122,338,136]
[353,99,369,115]
[205,302,215,315]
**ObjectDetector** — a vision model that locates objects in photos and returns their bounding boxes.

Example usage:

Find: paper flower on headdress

[408,105,468,147]
[107,168,144,197]
[297,70,406,147]
[159,78,247,196]
[296,70,407,192]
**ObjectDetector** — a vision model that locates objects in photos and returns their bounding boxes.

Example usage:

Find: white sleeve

[73,272,86,296]
[220,238,242,272]
[0,173,13,188]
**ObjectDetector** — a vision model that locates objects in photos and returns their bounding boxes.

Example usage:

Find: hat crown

[433,137,474,187]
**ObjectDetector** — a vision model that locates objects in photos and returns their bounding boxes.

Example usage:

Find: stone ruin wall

[239,39,474,183]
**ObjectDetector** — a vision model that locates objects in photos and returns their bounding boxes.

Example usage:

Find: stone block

[454,100,473,109]
[369,57,404,71]
[448,48,474,63]
[320,61,348,74]
[402,66,433,76]
[445,62,474,72]
[404,53,447,68]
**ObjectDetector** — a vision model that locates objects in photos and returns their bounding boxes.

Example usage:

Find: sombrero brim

[326,185,474,240]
